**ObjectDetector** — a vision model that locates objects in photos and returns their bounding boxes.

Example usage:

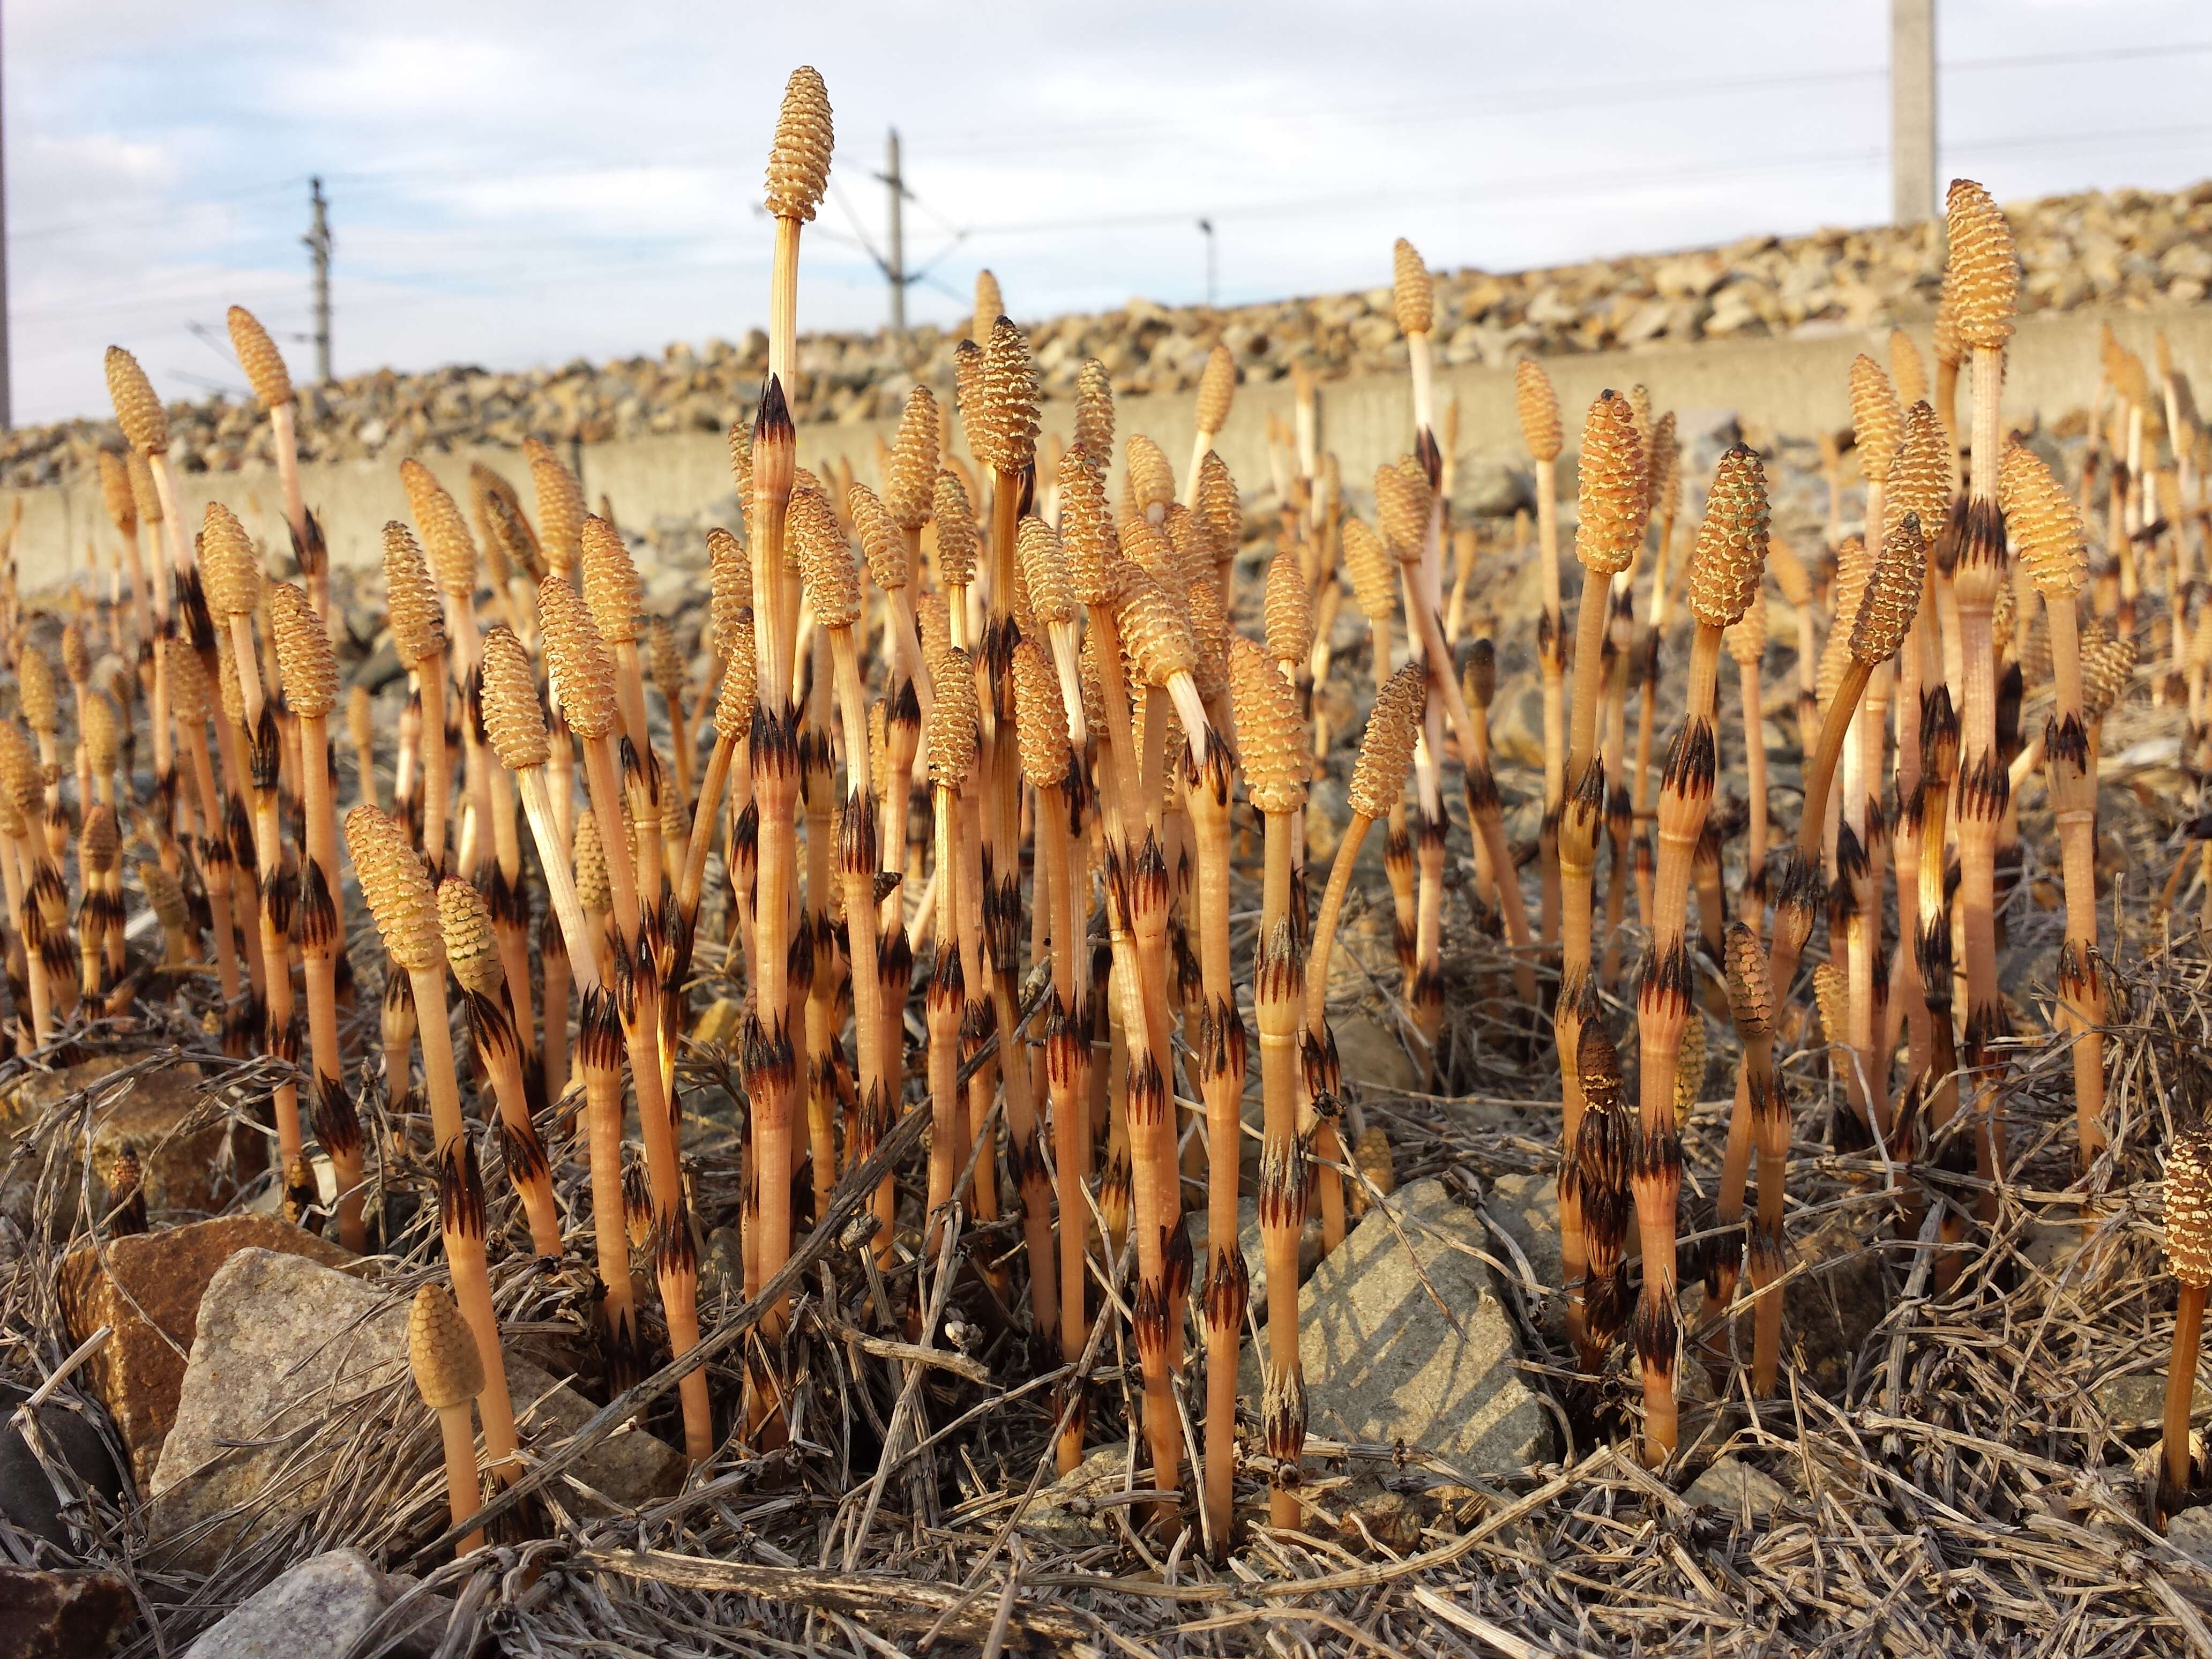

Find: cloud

[8,0,2208,424]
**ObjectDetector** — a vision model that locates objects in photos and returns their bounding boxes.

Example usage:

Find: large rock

[1331,1010,1423,1096]
[1247,1178,1549,1471]
[1684,1455,1789,1520]
[148,1248,683,1568]
[0,1056,262,1237]
[58,1214,354,1486]
[1483,1171,1564,1340]
[0,1381,125,1550]
[183,1549,445,1659]
[0,1567,135,1658]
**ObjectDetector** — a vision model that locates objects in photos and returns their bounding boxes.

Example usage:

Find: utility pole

[885,129,906,337]
[1197,219,1216,308]
[0,4,14,431]
[304,177,333,383]
[1891,0,1937,226]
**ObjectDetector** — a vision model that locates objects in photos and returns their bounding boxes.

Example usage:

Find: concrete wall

[9,303,2204,599]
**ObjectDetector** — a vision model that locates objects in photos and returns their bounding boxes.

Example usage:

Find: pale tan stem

[408,967,519,1477]
[435,1404,485,1557]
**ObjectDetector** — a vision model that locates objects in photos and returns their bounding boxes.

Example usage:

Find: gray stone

[1483,1172,1563,1308]
[149,1249,683,1568]
[1020,1443,1134,1547]
[1249,1178,1549,1471]
[2095,1372,2211,1429]
[2169,1505,2212,1571]
[1332,1010,1423,1096]
[1489,676,1546,772]
[1684,1455,1789,1520]
[184,1549,445,1659]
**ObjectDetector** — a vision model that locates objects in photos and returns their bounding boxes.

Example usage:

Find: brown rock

[1,1056,263,1235]
[58,1214,353,1486]
[0,1568,135,1658]
[149,1249,683,1570]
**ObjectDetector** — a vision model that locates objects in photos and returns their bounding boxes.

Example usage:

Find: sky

[8,0,2210,427]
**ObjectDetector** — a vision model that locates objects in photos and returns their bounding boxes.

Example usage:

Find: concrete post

[1892,0,1938,226]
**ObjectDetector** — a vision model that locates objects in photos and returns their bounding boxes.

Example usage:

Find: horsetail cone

[765,66,833,221]
[972,318,1040,476]
[1724,586,1768,668]
[1017,517,1077,627]
[408,1283,484,1410]
[573,809,611,914]
[1127,436,1176,518]
[885,387,940,530]
[1011,640,1070,789]
[1886,402,1953,541]
[953,343,985,439]
[384,524,449,670]
[1392,238,1433,337]
[17,653,55,734]
[1264,549,1314,667]
[268,581,338,719]
[1075,360,1115,465]
[706,527,753,659]
[537,576,618,741]
[168,645,210,724]
[1194,451,1241,552]
[1195,344,1236,435]
[126,451,161,528]
[1340,519,1399,622]
[1114,562,1199,690]
[104,347,168,454]
[1850,514,1929,667]
[346,805,443,973]
[1945,178,2020,350]
[1350,662,1426,821]
[81,805,119,874]
[578,516,641,646]
[401,460,479,598]
[199,503,262,619]
[59,626,88,688]
[480,627,550,771]
[1673,1018,1706,1131]
[1575,391,1649,577]
[647,617,684,702]
[525,439,586,572]
[928,648,978,791]
[139,860,189,931]
[972,270,1003,341]
[1374,459,1432,563]
[2083,634,2139,723]
[98,451,136,536]
[1724,922,1773,1040]
[1058,446,1116,605]
[437,878,503,997]
[2000,445,2089,599]
[1514,360,1562,462]
[933,471,978,590]
[1650,412,1680,521]
[1228,636,1307,816]
[918,595,953,679]
[2167,1132,2212,1289]
[790,487,859,629]
[715,609,758,738]
[1848,356,1903,486]
[848,484,907,593]
[1687,446,1770,630]
[83,697,121,776]
[226,307,294,409]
